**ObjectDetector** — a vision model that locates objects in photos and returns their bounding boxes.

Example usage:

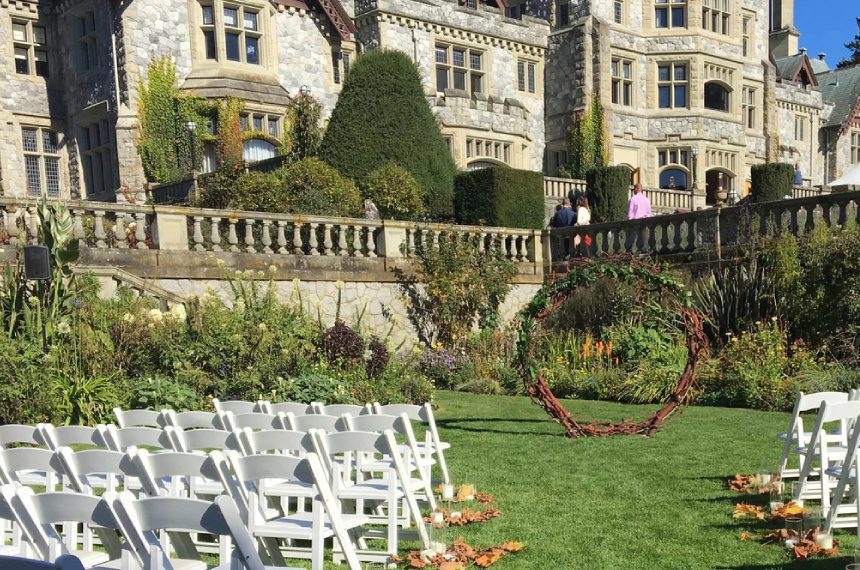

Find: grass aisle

[433,391,855,569]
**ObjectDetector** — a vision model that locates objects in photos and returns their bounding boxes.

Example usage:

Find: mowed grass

[432,391,857,570]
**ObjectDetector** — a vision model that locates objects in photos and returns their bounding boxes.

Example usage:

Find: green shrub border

[514,259,707,438]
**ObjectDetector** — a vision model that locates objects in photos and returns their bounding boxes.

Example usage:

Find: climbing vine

[562,93,607,179]
[215,97,245,167]
[282,92,323,161]
[515,258,707,438]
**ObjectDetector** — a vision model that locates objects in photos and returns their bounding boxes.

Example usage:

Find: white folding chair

[219,413,287,433]
[374,403,451,484]
[160,411,222,431]
[312,430,430,559]
[310,404,371,417]
[238,430,314,458]
[0,425,44,449]
[37,426,110,452]
[0,448,64,491]
[0,484,31,558]
[55,447,139,496]
[113,409,165,429]
[212,399,264,415]
[283,415,340,434]
[110,491,286,570]
[823,413,860,532]
[132,449,223,499]
[778,391,850,480]
[214,451,364,570]
[103,426,171,453]
[260,402,313,416]
[6,486,125,569]
[164,427,241,454]
[0,554,86,570]
[794,400,860,510]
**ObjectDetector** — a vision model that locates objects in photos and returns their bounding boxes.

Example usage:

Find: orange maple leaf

[500,541,524,552]
[439,562,466,570]
[474,550,505,568]
[733,503,765,520]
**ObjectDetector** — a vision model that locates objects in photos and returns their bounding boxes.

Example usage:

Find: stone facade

[354,0,549,171]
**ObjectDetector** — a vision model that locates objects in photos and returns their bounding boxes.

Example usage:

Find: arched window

[657,148,690,190]
[704,81,731,112]
[659,168,688,190]
[243,138,276,162]
[467,159,507,171]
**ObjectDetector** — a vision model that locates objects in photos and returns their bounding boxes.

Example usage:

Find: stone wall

[775,82,828,185]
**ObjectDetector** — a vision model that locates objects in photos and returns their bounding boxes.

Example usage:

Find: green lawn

[432,391,857,569]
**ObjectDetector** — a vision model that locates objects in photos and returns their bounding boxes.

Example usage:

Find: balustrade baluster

[94,210,107,248]
[293,223,304,255]
[813,205,825,231]
[6,209,20,247]
[210,217,222,252]
[227,218,239,252]
[114,214,127,249]
[261,219,273,253]
[519,235,528,261]
[277,221,288,254]
[27,208,38,244]
[72,209,85,243]
[406,228,415,256]
[659,222,670,254]
[352,225,363,256]
[244,219,256,253]
[646,223,657,254]
[337,224,348,256]
[366,226,377,258]
[323,224,334,256]
[431,230,439,250]
[134,213,148,249]
[309,223,320,256]
[192,217,205,251]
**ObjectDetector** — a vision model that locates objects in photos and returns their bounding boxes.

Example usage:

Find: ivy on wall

[562,94,608,180]
[282,93,323,162]
[215,97,245,167]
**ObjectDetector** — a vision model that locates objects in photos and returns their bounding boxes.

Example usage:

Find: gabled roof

[817,64,860,130]
[273,0,357,41]
[772,52,819,87]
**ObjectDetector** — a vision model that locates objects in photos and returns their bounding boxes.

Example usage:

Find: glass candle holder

[785,516,803,547]
[428,507,448,556]
[769,480,786,511]
[814,531,833,550]
[791,482,805,507]
[457,482,476,502]
[441,482,455,502]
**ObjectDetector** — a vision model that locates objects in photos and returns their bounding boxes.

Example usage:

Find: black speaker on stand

[23,245,51,281]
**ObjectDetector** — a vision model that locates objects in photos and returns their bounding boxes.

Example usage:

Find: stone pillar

[378,221,408,259]
[151,210,189,251]
[114,112,148,203]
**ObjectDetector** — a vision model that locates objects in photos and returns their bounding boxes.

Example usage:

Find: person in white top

[572,195,592,256]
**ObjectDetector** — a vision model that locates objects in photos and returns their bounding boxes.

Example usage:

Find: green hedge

[453,167,544,229]
[586,166,629,223]
[751,163,793,203]
[319,50,457,220]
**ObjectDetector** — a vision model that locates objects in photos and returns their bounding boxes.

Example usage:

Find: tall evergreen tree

[319,50,458,219]
[837,18,860,69]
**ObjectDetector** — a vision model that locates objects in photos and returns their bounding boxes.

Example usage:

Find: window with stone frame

[435,44,485,95]
[517,60,537,94]
[613,0,624,24]
[655,0,686,29]
[657,62,688,109]
[239,111,280,137]
[78,119,115,197]
[851,131,860,165]
[657,147,690,189]
[75,11,98,73]
[505,0,527,19]
[557,1,570,26]
[21,126,61,197]
[702,0,730,35]
[611,58,633,106]
[794,115,806,142]
[199,1,263,65]
[466,137,511,165]
[12,19,49,78]
[332,48,352,85]
[742,14,753,58]
[704,81,731,112]
[742,86,756,129]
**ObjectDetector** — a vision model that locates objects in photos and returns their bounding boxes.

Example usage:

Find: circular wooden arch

[514,259,707,438]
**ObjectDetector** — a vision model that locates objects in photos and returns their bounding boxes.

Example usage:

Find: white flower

[216,259,226,268]
[27,296,39,306]
[268,265,277,274]
[169,304,187,322]
[256,270,265,279]
[57,321,71,335]
[257,323,268,332]
[148,308,163,322]
[122,313,136,323]
[335,280,345,290]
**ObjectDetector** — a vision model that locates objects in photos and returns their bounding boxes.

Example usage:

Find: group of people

[549,184,653,230]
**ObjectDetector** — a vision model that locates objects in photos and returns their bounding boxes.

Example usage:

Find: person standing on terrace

[627,184,652,220]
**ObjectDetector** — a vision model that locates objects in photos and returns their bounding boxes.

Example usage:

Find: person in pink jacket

[627,184,652,220]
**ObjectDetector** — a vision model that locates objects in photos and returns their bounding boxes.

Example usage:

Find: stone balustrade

[544,176,586,199]
[546,190,860,264]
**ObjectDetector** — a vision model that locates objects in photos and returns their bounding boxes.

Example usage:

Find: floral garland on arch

[514,257,707,438]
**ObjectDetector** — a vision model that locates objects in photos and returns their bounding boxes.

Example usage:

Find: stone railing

[0,199,543,278]
[546,190,860,264]
[544,176,586,199]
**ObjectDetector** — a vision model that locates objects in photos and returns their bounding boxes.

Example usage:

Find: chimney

[818,52,827,61]
[799,47,807,55]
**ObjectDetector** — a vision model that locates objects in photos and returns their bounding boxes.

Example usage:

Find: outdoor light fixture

[690,147,698,191]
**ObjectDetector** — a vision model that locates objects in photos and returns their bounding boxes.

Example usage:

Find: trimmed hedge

[453,167,544,229]
[319,50,458,220]
[586,166,629,223]
[361,163,426,221]
[751,163,793,203]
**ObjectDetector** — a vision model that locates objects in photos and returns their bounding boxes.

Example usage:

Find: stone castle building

[0,0,856,203]
[0,0,548,201]
[544,0,859,205]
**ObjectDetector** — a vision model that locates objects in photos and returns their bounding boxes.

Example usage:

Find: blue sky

[795,2,857,67]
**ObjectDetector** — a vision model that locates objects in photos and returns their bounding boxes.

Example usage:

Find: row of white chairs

[0,553,86,570]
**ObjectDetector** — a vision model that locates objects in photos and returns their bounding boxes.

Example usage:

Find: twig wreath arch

[515,259,707,438]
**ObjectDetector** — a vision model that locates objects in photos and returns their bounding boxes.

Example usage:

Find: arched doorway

[705,169,734,205]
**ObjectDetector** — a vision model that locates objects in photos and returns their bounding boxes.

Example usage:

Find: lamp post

[186,121,198,198]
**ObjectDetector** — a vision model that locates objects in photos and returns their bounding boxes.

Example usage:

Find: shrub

[197,162,242,209]
[419,347,471,389]
[750,163,793,203]
[281,158,361,217]
[586,165,629,223]
[231,171,288,212]
[273,370,355,404]
[319,50,457,219]
[321,320,365,367]
[54,374,122,425]
[130,375,199,411]
[0,336,59,425]
[365,336,390,379]
[361,163,426,221]
[453,167,545,229]
[284,92,323,162]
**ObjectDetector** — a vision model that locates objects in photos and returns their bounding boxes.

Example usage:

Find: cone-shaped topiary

[319,50,458,220]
